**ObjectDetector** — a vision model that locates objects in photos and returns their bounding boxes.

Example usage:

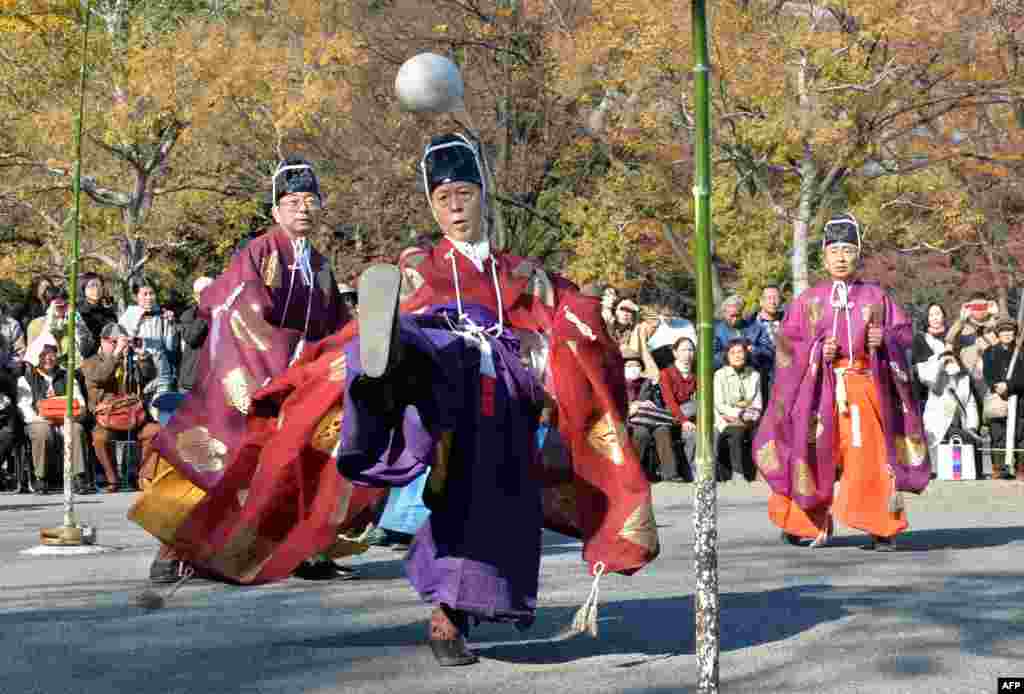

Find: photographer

[119,280,178,396]
[82,323,161,491]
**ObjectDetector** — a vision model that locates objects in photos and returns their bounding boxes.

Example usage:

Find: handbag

[38,396,81,424]
[983,392,1009,421]
[936,435,977,481]
[95,394,147,432]
[629,401,678,428]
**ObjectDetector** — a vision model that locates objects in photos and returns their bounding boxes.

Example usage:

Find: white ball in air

[395,53,465,113]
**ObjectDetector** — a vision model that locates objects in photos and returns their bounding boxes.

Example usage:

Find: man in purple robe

[753,214,930,551]
[144,158,350,582]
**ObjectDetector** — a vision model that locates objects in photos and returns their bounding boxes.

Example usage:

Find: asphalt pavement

[0,480,1021,694]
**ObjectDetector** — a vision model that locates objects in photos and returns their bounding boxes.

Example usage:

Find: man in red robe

[130,136,657,666]
[139,159,351,583]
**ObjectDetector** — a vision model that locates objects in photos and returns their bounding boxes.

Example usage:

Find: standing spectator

[982,318,1024,479]
[15,276,54,327]
[25,287,95,367]
[77,272,117,355]
[911,303,949,408]
[16,344,88,493]
[714,338,761,482]
[600,285,619,334]
[712,295,772,371]
[338,282,358,317]
[917,346,980,476]
[748,285,785,401]
[947,293,999,354]
[610,298,639,353]
[119,280,178,396]
[178,277,213,393]
[82,323,162,492]
[0,301,26,373]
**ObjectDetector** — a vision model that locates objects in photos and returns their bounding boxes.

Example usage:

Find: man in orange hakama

[753,215,930,551]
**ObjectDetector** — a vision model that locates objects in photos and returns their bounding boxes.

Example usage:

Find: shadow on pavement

[900,525,1024,550]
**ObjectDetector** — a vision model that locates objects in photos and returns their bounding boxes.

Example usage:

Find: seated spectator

[713,338,761,482]
[119,280,178,396]
[15,275,55,327]
[82,323,162,492]
[657,337,698,481]
[16,344,88,494]
[77,272,117,355]
[982,318,1024,480]
[25,286,95,368]
[0,301,26,373]
[178,277,213,393]
[624,349,684,482]
[712,294,772,372]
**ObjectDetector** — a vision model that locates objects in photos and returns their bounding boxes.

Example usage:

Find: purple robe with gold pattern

[752,280,930,510]
[152,227,349,491]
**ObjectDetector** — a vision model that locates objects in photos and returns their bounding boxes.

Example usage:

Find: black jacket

[177,305,208,391]
[78,300,118,353]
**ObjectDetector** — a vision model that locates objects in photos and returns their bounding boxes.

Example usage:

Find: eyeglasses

[279,196,321,211]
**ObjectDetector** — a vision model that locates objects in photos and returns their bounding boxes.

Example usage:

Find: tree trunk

[791,153,817,296]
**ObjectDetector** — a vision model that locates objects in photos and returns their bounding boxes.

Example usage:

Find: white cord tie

[830,280,856,415]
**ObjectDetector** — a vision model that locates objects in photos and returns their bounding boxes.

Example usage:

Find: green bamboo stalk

[691,1,719,692]
[61,0,91,529]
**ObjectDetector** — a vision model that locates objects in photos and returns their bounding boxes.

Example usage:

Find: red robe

[132,237,658,583]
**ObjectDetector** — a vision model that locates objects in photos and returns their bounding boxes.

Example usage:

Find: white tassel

[559,561,606,639]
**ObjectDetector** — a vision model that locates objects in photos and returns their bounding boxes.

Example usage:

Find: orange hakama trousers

[768,368,908,540]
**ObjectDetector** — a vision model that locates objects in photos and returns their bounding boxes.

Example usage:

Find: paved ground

[0,480,1021,694]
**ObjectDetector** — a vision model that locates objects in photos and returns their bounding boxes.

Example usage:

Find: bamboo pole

[60,0,92,531]
[690,2,720,692]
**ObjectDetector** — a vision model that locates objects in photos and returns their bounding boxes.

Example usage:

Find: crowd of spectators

[0,272,213,494]
[608,282,1024,485]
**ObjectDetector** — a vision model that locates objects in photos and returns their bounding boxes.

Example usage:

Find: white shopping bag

[936,435,977,481]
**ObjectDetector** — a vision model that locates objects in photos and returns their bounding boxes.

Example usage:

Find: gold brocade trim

[205,524,277,583]
[566,340,579,356]
[222,367,254,414]
[794,459,816,497]
[311,405,343,454]
[894,434,928,467]
[127,457,207,547]
[260,252,281,289]
[806,298,823,330]
[756,439,781,474]
[176,426,228,473]
[564,306,597,341]
[229,307,272,352]
[619,500,659,554]
[586,412,626,466]
[808,415,824,444]
[775,334,793,369]
[328,354,347,382]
